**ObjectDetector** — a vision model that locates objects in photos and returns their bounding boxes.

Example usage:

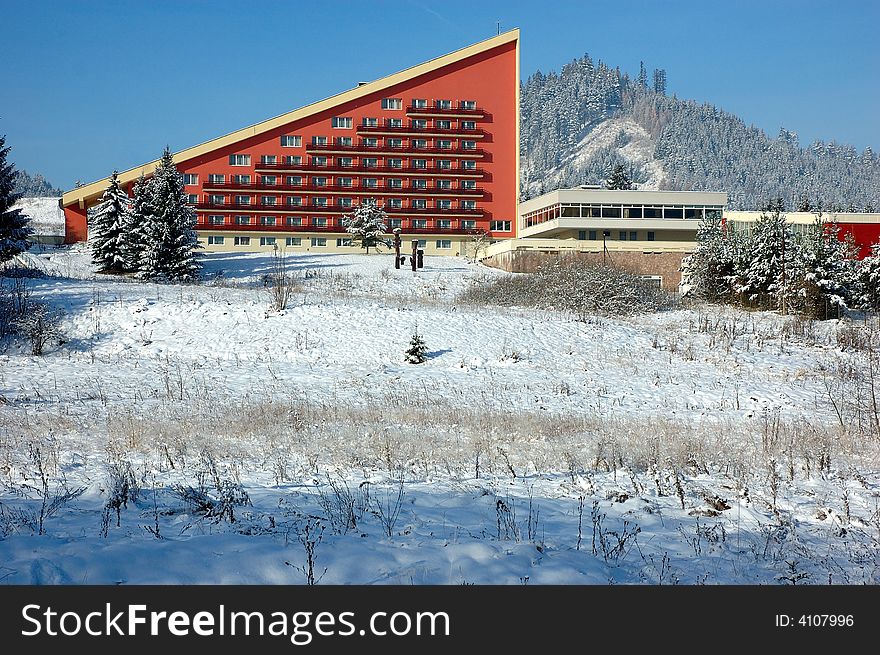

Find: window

[312,136,328,146]
[286,196,302,206]
[412,139,428,149]
[388,138,403,148]
[664,207,683,219]
[332,117,352,129]
[389,218,402,228]
[311,237,327,247]
[312,156,328,166]
[208,215,225,225]
[412,219,427,229]
[234,215,251,225]
[436,120,451,130]
[362,117,378,127]
[411,119,427,129]
[436,99,452,109]
[363,158,378,168]
[284,155,302,165]
[207,235,224,245]
[460,180,476,189]
[313,197,327,207]
[411,179,427,189]
[436,239,452,249]
[286,237,302,247]
[629,231,637,241]
[437,160,452,169]
[437,179,452,190]
[183,173,198,185]
[490,220,512,232]
[260,155,277,165]
[363,178,378,188]
[362,137,378,147]
[234,236,251,246]
[460,100,476,110]
[338,197,353,208]
[208,174,224,183]
[381,98,402,110]
[209,194,225,205]
[438,140,452,150]
[589,230,597,240]
[412,199,427,209]
[647,231,655,241]
[624,206,643,218]
[262,175,277,186]
[643,207,662,219]
[602,206,622,218]
[229,154,250,166]
[412,159,427,169]
[287,217,303,226]
[186,194,198,204]
[461,160,476,170]
[312,177,327,187]
[314,217,328,227]
[388,178,402,188]
[260,237,277,246]
[462,120,476,130]
[388,118,402,128]
[286,176,302,186]
[281,135,302,147]
[337,177,353,187]
[416,239,427,248]
[437,199,452,210]
[260,216,276,225]
[232,174,251,184]
[462,140,476,150]
[234,195,251,205]
[335,136,353,147]
[337,157,353,168]
[336,238,353,247]
[437,219,451,229]
[460,200,476,210]
[388,198,402,208]
[461,220,476,230]
[619,231,627,241]
[411,99,427,108]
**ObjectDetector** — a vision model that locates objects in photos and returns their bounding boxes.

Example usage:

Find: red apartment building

[60,30,520,256]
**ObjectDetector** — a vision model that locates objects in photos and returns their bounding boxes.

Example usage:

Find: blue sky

[4,0,879,190]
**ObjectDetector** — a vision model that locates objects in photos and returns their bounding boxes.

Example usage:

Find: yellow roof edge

[61,28,520,208]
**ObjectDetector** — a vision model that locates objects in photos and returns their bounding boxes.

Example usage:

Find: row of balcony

[406,105,487,118]
[305,143,487,158]
[201,181,485,197]
[356,124,487,138]
[253,162,487,177]
[195,202,484,217]
[196,217,481,235]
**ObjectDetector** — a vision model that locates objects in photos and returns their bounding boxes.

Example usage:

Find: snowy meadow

[0,246,878,585]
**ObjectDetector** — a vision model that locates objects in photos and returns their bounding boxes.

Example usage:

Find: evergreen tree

[88,171,129,272]
[796,217,857,319]
[855,243,880,312]
[119,174,149,272]
[137,149,201,280]
[404,329,427,364]
[342,198,388,253]
[637,61,648,88]
[653,68,667,95]
[604,164,633,190]
[685,211,739,301]
[0,136,32,262]
[740,207,797,311]
[797,196,813,212]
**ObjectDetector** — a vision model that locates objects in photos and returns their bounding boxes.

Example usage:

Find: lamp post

[602,230,610,264]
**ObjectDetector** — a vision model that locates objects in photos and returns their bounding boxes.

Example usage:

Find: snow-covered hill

[13,196,64,236]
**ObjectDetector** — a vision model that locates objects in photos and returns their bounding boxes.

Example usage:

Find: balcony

[201,180,485,197]
[305,142,487,158]
[197,202,484,218]
[253,161,487,178]
[357,124,487,138]
[406,105,486,119]
[197,217,479,235]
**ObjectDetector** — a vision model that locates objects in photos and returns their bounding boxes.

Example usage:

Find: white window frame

[261,155,277,165]
[207,235,225,245]
[311,237,327,247]
[183,173,198,185]
[234,215,251,225]
[234,236,251,246]
[381,98,402,110]
[229,154,251,166]
[208,174,224,183]
[260,215,277,225]
[281,135,302,147]
[436,239,452,249]
[208,215,225,225]
[331,117,353,129]
[286,237,302,246]
[260,237,277,246]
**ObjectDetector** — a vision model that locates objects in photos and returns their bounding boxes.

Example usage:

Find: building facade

[60,31,520,256]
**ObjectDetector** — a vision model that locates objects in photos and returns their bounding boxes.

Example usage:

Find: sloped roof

[62,29,519,208]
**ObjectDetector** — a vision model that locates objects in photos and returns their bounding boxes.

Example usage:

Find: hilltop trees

[0,135,32,262]
[342,198,388,253]
[604,164,633,190]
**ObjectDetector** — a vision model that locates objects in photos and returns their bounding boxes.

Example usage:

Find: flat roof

[519,188,728,215]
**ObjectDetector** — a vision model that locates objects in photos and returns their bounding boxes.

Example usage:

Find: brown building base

[482,249,689,292]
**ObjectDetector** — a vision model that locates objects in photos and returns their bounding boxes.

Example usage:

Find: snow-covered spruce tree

[604,164,633,190]
[739,206,798,311]
[119,173,149,272]
[137,149,201,280]
[404,330,427,364]
[685,211,739,302]
[0,135,32,262]
[88,171,129,273]
[796,217,858,320]
[855,243,880,312]
[342,198,388,253]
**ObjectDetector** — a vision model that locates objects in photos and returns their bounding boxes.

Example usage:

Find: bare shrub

[26,443,85,536]
[265,249,300,312]
[100,459,140,537]
[316,476,371,535]
[14,304,64,355]
[172,452,251,524]
[285,517,327,585]
[373,477,406,538]
[459,257,673,317]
